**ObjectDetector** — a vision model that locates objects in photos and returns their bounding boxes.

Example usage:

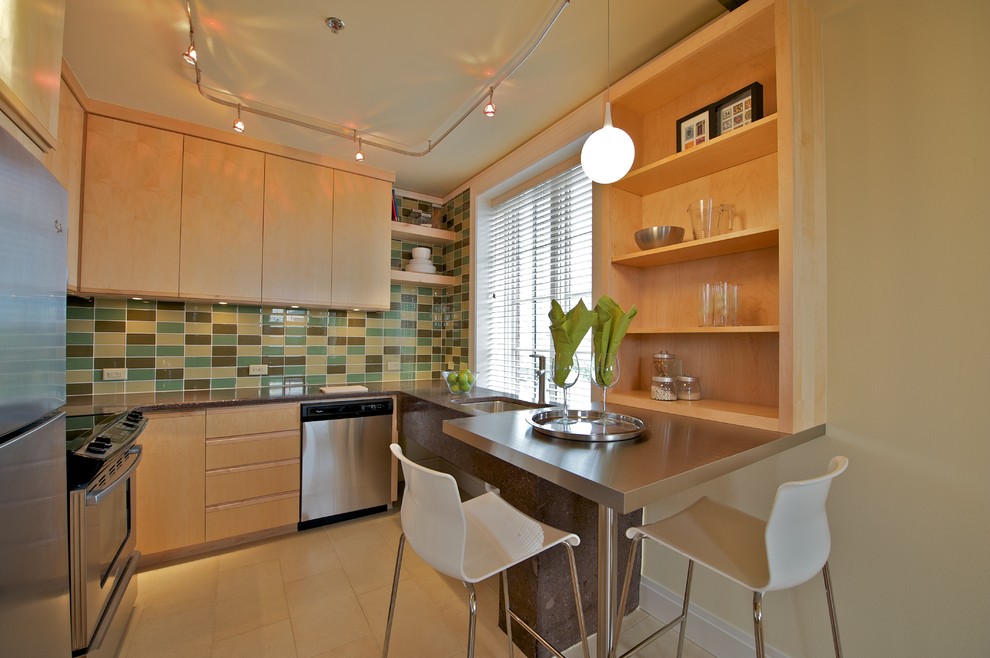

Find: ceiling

[62,0,729,198]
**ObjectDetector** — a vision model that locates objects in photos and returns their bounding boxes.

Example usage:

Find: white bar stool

[612,456,848,658]
[383,443,591,658]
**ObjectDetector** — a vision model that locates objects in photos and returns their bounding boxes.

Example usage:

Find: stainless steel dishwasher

[299,398,394,529]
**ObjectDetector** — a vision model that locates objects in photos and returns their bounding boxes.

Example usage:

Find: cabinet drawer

[206,461,300,506]
[205,493,298,542]
[205,430,299,469]
[205,403,299,438]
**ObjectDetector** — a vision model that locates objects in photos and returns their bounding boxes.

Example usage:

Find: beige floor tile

[119,605,214,658]
[310,634,381,657]
[336,535,411,596]
[285,567,375,658]
[211,618,298,658]
[358,578,463,658]
[135,557,219,622]
[214,558,290,641]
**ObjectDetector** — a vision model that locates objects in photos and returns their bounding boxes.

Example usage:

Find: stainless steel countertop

[442,403,825,513]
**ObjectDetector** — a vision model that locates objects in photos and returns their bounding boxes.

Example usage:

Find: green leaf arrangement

[547,299,594,387]
[592,295,638,387]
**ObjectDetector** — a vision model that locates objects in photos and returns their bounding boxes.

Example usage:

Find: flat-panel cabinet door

[180,136,264,303]
[79,116,183,297]
[262,155,334,306]
[330,171,391,310]
[0,0,65,150]
[43,79,85,291]
[136,411,206,556]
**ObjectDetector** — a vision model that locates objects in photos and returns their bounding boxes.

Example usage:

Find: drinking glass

[590,352,620,422]
[551,353,580,424]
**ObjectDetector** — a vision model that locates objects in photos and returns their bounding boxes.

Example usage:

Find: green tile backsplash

[66,192,471,395]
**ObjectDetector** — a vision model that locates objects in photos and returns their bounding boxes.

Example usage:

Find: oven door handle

[87,445,143,506]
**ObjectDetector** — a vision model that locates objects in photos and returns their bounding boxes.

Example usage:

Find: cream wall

[640,0,990,656]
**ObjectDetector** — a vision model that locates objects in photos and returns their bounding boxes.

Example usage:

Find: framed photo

[712,82,763,137]
[676,106,715,152]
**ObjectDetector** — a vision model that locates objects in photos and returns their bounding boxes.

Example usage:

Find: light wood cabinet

[135,410,206,556]
[331,170,391,309]
[42,78,85,291]
[0,0,65,150]
[600,0,824,433]
[79,116,183,297]
[204,403,300,542]
[180,136,265,303]
[262,155,335,306]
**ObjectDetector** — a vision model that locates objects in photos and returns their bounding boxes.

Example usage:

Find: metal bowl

[634,225,685,250]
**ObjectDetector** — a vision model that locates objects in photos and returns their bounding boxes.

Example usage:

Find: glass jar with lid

[675,375,701,401]
[651,376,677,401]
[652,351,683,378]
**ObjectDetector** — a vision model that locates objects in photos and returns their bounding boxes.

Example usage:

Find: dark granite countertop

[61,380,542,418]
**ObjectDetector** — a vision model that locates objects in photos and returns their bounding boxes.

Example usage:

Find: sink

[452,397,547,414]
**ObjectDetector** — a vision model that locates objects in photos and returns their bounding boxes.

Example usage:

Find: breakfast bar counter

[439,403,825,657]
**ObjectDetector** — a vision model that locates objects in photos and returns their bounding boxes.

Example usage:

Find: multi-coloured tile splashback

[66,192,471,396]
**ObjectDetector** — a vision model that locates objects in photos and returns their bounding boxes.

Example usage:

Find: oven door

[70,445,142,654]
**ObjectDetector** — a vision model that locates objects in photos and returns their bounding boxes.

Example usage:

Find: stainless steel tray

[527,409,644,442]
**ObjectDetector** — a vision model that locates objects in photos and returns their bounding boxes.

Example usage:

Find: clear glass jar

[676,375,701,400]
[651,376,677,401]
[652,351,683,378]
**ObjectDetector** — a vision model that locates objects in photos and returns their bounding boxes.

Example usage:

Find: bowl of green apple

[442,368,478,394]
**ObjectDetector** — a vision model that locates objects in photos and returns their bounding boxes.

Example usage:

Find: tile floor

[120,510,714,658]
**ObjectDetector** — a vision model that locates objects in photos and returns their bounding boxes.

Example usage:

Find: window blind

[479,164,593,404]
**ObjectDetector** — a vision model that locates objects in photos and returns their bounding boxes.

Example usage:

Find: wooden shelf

[612,115,778,196]
[613,225,779,268]
[609,390,779,431]
[391,222,456,246]
[390,270,458,288]
[628,325,779,335]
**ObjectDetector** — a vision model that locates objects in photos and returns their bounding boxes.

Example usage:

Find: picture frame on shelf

[676,106,715,152]
[712,82,763,137]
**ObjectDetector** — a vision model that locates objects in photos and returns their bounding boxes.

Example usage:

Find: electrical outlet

[249,364,268,376]
[385,356,400,372]
[102,368,126,381]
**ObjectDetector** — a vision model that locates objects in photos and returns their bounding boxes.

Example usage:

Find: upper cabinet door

[79,116,183,297]
[330,171,391,310]
[180,136,264,303]
[0,0,65,150]
[262,155,335,306]
[44,80,84,291]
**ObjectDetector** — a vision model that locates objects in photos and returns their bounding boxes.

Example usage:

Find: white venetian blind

[479,164,593,404]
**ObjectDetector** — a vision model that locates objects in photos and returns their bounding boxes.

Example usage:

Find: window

[478,165,593,404]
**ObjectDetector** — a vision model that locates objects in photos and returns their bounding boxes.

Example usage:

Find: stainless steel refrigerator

[0,127,71,656]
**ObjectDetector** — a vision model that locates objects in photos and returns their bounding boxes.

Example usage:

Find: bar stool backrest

[764,456,849,591]
[391,443,468,580]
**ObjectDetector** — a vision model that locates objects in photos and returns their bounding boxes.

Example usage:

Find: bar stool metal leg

[382,533,406,658]
[466,582,478,658]
[501,571,514,657]
[822,562,844,657]
[753,591,765,658]
[563,543,591,658]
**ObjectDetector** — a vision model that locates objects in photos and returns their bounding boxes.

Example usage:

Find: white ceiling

[62,0,728,198]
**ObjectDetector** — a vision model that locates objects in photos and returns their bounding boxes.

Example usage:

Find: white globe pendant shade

[581,102,635,184]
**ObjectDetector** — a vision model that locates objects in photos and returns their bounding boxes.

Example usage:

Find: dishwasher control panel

[301,398,393,421]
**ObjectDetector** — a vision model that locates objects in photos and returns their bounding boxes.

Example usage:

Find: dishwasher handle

[301,398,393,422]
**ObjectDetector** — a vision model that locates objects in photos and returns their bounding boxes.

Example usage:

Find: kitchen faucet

[530,353,547,405]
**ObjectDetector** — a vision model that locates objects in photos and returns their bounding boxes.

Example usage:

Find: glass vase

[590,352,620,421]
[551,353,580,424]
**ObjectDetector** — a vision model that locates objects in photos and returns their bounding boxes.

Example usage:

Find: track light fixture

[182,44,197,66]
[483,87,496,118]
[232,105,245,133]
[182,0,571,158]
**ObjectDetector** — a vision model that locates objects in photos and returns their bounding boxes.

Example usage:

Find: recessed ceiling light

[325,17,345,34]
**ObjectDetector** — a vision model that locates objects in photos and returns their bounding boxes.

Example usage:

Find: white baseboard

[637,576,790,658]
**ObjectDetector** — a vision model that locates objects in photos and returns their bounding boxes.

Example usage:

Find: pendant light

[355,137,365,162]
[580,0,634,184]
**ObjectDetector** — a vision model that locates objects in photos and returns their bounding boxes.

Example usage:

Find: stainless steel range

[66,410,147,657]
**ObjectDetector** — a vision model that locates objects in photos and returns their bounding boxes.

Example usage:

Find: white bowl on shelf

[411,247,431,260]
